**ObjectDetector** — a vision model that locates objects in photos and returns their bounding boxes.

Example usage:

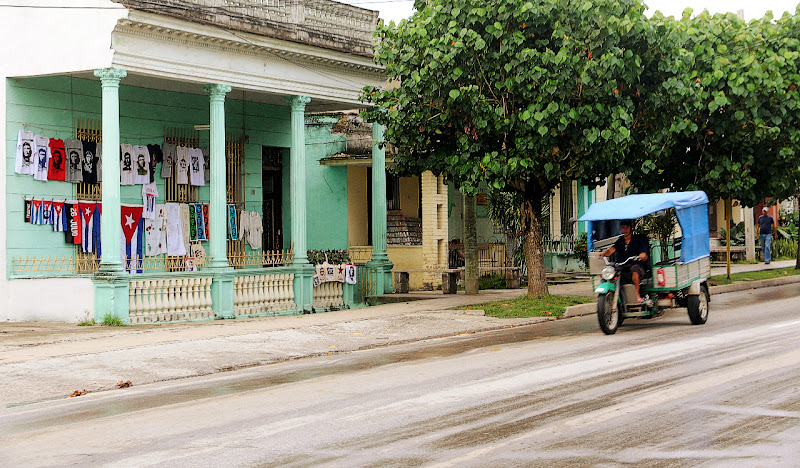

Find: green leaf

[538,126,548,136]
[449,89,461,99]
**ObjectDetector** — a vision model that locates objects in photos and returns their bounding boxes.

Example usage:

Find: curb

[709,274,800,295]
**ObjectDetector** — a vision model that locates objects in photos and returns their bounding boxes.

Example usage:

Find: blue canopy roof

[578,191,709,221]
[579,191,710,263]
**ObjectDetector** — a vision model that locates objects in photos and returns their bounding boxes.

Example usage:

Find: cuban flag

[30,199,43,225]
[41,200,53,225]
[51,201,66,232]
[79,202,102,255]
[121,204,144,273]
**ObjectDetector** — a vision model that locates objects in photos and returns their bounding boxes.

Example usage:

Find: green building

[1,0,393,322]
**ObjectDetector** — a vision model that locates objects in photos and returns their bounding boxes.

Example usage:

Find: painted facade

[1,0,392,322]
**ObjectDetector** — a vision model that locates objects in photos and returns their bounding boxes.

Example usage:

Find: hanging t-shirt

[16,130,36,175]
[120,143,135,185]
[142,182,159,220]
[180,203,191,251]
[33,134,50,182]
[248,211,263,250]
[47,139,67,181]
[345,264,357,285]
[188,203,198,241]
[202,147,211,183]
[228,204,238,240]
[64,139,84,183]
[194,203,207,241]
[189,148,205,186]
[81,141,100,184]
[164,203,186,256]
[133,145,151,185]
[202,203,210,241]
[51,201,66,232]
[175,146,190,185]
[147,144,162,183]
[144,204,167,257]
[96,143,103,183]
[41,200,54,225]
[238,209,250,242]
[161,143,176,179]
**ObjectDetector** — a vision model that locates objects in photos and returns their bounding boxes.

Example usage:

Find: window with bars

[226,135,246,267]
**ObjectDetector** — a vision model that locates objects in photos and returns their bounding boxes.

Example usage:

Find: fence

[354,264,379,303]
[11,248,293,277]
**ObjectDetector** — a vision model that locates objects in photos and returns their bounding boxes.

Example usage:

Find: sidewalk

[1,260,797,407]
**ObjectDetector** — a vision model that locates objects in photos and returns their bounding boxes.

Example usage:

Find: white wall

[0,0,124,78]
[0,1,124,318]
[3,278,95,322]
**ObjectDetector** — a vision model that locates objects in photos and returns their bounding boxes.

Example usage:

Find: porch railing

[11,248,293,277]
[128,276,214,323]
[312,281,344,309]
[233,273,296,316]
[354,264,378,303]
[542,235,579,254]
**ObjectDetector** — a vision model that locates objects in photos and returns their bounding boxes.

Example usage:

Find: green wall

[5,75,293,276]
[303,115,348,251]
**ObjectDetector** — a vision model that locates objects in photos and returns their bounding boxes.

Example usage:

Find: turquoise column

[366,122,393,293]
[577,183,589,235]
[92,67,129,323]
[204,84,235,319]
[203,84,232,269]
[286,95,314,312]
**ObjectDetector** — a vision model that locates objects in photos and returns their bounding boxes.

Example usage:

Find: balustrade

[128,277,214,324]
[233,273,296,315]
[312,281,344,309]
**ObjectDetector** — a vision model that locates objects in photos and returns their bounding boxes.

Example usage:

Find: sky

[341,0,800,24]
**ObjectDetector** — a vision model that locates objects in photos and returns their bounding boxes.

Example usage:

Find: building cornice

[115,11,385,77]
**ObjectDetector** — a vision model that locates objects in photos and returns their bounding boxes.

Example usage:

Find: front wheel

[687,284,709,325]
[597,292,620,335]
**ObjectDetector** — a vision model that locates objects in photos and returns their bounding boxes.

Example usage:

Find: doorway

[262,146,284,251]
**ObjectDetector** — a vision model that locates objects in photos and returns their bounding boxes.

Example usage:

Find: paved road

[2,284,799,466]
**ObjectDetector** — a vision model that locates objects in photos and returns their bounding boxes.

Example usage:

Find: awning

[578,191,709,221]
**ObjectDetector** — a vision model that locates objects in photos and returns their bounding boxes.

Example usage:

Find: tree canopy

[363,0,670,295]
[623,9,800,206]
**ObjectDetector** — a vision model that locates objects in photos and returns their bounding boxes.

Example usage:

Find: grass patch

[101,313,126,327]
[708,266,800,286]
[463,295,592,319]
[77,319,95,326]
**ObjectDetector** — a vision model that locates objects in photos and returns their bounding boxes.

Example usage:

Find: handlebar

[602,255,641,266]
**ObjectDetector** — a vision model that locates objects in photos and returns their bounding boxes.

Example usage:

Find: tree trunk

[796,194,800,270]
[606,174,616,201]
[520,196,549,296]
[464,193,479,295]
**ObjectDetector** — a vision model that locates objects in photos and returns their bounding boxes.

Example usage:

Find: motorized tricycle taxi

[578,191,712,335]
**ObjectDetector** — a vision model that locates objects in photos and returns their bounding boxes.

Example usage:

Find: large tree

[623,10,800,207]
[363,0,675,296]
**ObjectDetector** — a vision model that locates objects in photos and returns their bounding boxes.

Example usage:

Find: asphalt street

[1,281,800,466]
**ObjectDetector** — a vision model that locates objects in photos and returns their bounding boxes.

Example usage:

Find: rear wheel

[687,284,709,325]
[597,292,620,335]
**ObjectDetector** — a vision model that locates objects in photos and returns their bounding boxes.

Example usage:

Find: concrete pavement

[1,259,798,408]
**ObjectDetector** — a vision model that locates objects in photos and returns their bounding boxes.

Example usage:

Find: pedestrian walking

[757,207,776,264]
